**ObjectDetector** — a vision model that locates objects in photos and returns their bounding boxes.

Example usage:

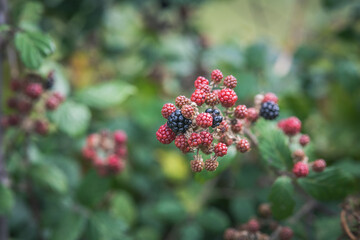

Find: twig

[288,199,317,224]
[243,127,258,147]
[341,210,357,240]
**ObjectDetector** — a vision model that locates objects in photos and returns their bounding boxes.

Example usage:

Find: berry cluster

[156,69,280,172]
[1,73,64,135]
[82,130,127,176]
[224,204,294,240]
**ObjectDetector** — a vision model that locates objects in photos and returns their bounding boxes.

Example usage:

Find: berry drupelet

[167,109,192,134]
[260,101,279,120]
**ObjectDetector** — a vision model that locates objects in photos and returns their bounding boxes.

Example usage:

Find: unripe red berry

[188,132,203,147]
[53,92,65,102]
[231,120,242,133]
[161,103,176,119]
[278,117,301,136]
[190,159,204,172]
[191,89,206,106]
[87,133,101,148]
[262,92,278,104]
[211,69,223,83]
[236,139,250,153]
[205,92,219,106]
[196,113,213,128]
[10,79,23,91]
[234,105,248,119]
[156,124,176,144]
[194,76,209,89]
[82,147,96,160]
[223,228,239,240]
[223,75,237,88]
[293,161,309,177]
[181,105,195,119]
[247,219,260,233]
[114,130,127,144]
[218,88,238,107]
[217,120,229,133]
[214,142,228,157]
[25,83,43,99]
[197,83,210,93]
[312,159,326,172]
[175,134,191,153]
[205,159,218,171]
[8,115,20,126]
[200,131,213,146]
[17,99,32,113]
[46,96,60,110]
[299,134,310,146]
[107,154,123,173]
[34,120,49,135]
[247,108,259,123]
[115,146,127,157]
[279,227,293,240]
[175,95,190,108]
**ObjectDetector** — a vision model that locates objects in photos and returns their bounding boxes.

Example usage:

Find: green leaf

[256,119,293,170]
[15,31,55,69]
[110,192,137,226]
[0,184,14,214]
[269,176,295,220]
[75,81,136,109]
[51,212,86,240]
[230,196,255,223]
[315,217,342,240]
[195,146,237,182]
[86,212,128,240]
[298,167,355,201]
[77,170,110,207]
[51,100,91,137]
[18,1,44,31]
[29,162,68,194]
[197,208,230,233]
[0,24,10,33]
[155,198,186,223]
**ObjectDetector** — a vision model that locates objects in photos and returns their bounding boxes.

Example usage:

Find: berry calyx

[156,124,176,144]
[204,159,219,171]
[236,139,250,153]
[293,162,309,178]
[234,105,248,119]
[191,89,206,106]
[218,88,238,108]
[200,131,213,146]
[214,142,228,157]
[223,75,237,89]
[194,76,209,89]
[312,159,326,172]
[211,69,223,83]
[299,134,310,147]
[262,92,278,104]
[167,109,192,133]
[196,113,213,128]
[161,103,177,119]
[260,101,280,120]
[279,227,293,240]
[188,133,203,147]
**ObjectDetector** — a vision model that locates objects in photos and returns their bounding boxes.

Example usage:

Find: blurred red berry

[114,130,127,144]
[278,117,301,136]
[234,105,248,119]
[299,134,310,146]
[293,162,309,177]
[262,92,278,104]
[312,159,326,172]
[25,83,43,99]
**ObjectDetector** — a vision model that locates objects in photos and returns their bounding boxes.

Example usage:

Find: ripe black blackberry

[43,72,55,90]
[205,108,223,128]
[167,109,192,134]
[260,101,279,120]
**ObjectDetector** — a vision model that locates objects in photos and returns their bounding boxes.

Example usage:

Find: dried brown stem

[341,210,357,240]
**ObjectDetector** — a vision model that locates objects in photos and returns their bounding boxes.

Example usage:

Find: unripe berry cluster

[1,72,64,136]
[156,69,280,172]
[82,130,127,176]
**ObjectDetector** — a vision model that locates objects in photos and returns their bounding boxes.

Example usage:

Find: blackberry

[260,101,279,120]
[167,109,192,134]
[205,108,223,128]
[43,72,55,90]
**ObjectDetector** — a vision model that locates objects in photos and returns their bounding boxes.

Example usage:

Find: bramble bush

[0,0,359,240]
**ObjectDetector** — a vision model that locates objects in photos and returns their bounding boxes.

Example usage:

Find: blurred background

[2,0,360,239]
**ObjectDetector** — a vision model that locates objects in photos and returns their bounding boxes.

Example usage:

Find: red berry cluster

[156,70,279,172]
[82,130,127,176]
[1,73,64,135]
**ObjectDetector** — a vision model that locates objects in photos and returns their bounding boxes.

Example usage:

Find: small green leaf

[51,100,91,137]
[29,162,68,194]
[256,119,293,170]
[0,184,14,214]
[110,192,137,226]
[18,2,44,31]
[75,81,136,109]
[51,212,86,240]
[298,167,355,201]
[195,146,237,182]
[269,176,295,220]
[15,31,55,69]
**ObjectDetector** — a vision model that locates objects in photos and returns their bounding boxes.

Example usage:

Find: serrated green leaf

[29,162,68,194]
[195,146,237,182]
[86,212,128,240]
[269,176,295,220]
[15,31,55,69]
[0,184,14,214]
[77,170,110,207]
[18,1,44,31]
[110,192,137,226]
[298,167,355,201]
[51,100,91,137]
[51,212,86,240]
[75,81,136,109]
[256,119,293,170]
